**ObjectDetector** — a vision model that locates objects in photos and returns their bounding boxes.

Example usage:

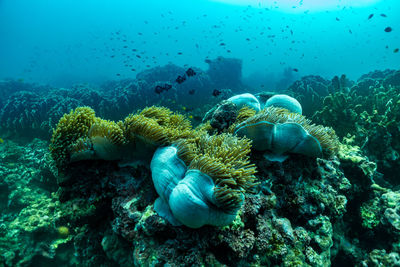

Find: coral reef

[285,75,332,116]
[313,70,400,185]
[3,68,400,267]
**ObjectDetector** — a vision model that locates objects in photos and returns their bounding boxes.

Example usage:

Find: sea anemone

[50,106,97,169]
[151,133,257,228]
[234,107,339,162]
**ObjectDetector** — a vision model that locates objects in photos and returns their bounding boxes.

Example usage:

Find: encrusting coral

[150,133,257,228]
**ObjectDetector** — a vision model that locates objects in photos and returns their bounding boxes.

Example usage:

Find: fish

[176,75,186,84]
[368,14,374,19]
[336,17,340,21]
[384,27,392,32]
[0,138,4,144]
[186,68,196,77]
[394,48,399,53]
[188,89,195,95]
[293,68,299,72]
[380,13,387,17]
[155,85,163,94]
[212,89,221,97]
[154,83,172,94]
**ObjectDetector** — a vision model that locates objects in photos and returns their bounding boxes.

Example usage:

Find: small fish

[394,48,399,53]
[188,89,195,95]
[380,13,387,17]
[177,52,183,55]
[293,68,299,72]
[155,85,163,94]
[212,89,221,97]
[384,27,392,32]
[204,59,211,64]
[219,42,226,46]
[176,75,186,84]
[154,83,172,94]
[116,73,121,76]
[368,14,374,20]
[336,17,340,21]
[164,84,172,91]
[0,138,4,144]
[186,68,196,77]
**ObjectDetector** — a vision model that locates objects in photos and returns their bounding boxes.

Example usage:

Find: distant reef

[0,57,246,140]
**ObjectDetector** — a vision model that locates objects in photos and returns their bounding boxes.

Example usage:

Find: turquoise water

[0,0,399,87]
[1,1,400,266]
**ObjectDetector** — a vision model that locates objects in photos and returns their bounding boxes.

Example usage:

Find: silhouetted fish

[368,14,374,20]
[155,85,163,94]
[154,83,172,94]
[384,27,392,32]
[176,75,186,84]
[394,48,399,53]
[212,89,221,97]
[186,68,196,77]
[188,89,195,95]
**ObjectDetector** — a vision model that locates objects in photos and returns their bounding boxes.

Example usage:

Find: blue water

[0,0,399,88]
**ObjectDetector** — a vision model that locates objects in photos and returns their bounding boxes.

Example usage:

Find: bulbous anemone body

[235,120,322,162]
[265,94,302,114]
[151,146,239,228]
[227,93,261,111]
